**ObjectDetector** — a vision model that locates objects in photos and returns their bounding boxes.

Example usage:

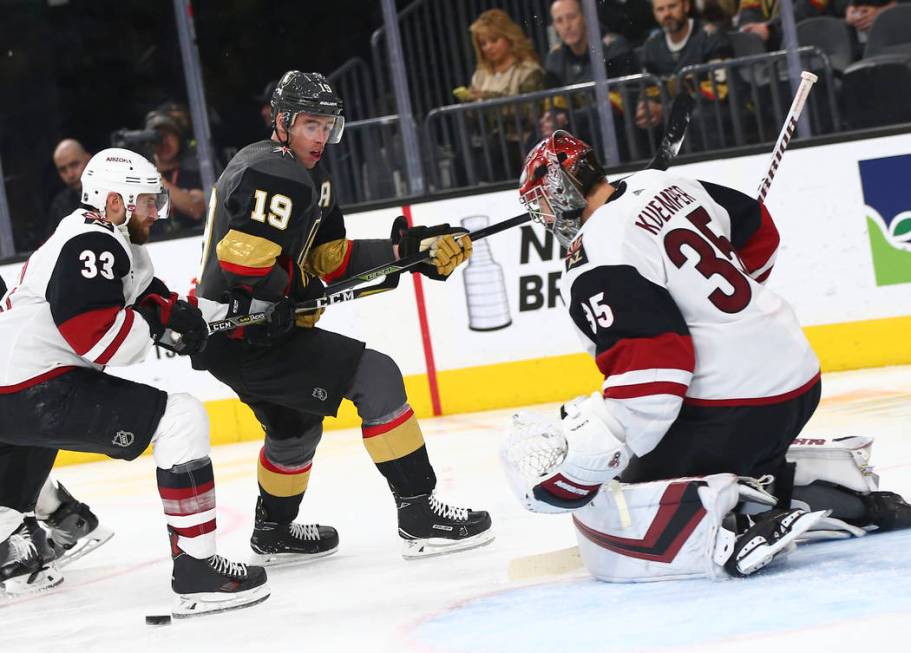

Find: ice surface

[2,365,909,652]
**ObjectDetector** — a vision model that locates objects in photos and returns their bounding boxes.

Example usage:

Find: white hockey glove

[501,393,631,513]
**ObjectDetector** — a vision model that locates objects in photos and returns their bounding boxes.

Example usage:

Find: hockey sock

[156,457,216,559]
[257,447,311,523]
[362,406,436,497]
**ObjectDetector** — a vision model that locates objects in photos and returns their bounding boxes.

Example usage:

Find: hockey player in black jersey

[501,131,911,581]
[193,70,493,563]
[0,149,268,615]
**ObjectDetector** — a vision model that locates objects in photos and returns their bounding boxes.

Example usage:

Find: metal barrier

[321,115,408,206]
[674,46,841,154]
[423,74,668,189]
[328,57,381,121]
[370,0,553,117]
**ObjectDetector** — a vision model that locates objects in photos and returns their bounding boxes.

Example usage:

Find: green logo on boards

[858,154,911,286]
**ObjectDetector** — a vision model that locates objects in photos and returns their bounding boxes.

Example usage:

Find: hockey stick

[757,71,817,202]
[204,212,530,334]
[205,96,697,336]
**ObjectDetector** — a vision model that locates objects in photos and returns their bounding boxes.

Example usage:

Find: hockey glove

[242,296,296,346]
[391,216,473,281]
[293,277,325,329]
[136,293,208,355]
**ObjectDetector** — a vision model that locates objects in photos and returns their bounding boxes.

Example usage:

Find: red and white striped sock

[156,459,217,559]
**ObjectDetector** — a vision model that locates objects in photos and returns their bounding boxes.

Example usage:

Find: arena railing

[321,114,408,206]
[673,46,841,154]
[422,74,668,189]
[328,57,382,122]
[370,0,554,118]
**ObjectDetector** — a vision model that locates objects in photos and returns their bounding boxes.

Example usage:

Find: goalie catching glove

[391,216,473,281]
[501,392,632,513]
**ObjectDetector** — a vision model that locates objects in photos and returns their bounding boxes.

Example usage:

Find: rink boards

[3,131,910,465]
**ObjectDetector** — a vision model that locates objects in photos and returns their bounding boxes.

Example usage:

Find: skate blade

[401,529,495,560]
[56,525,115,568]
[172,583,270,619]
[1,564,64,597]
[736,510,829,576]
[249,545,339,569]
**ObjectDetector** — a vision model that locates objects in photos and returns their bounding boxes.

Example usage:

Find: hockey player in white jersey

[0,148,269,615]
[501,131,911,582]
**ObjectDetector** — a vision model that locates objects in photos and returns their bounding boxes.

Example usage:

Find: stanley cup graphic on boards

[460,215,512,331]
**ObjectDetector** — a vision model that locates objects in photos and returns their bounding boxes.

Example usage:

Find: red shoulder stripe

[218,260,273,277]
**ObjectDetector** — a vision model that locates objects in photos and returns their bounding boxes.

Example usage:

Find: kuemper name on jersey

[634,185,698,236]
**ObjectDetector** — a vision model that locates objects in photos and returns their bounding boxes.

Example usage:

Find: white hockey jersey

[1,210,162,390]
[561,170,819,459]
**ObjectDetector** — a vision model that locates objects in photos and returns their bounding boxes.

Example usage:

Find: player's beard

[127,215,152,245]
[662,16,685,33]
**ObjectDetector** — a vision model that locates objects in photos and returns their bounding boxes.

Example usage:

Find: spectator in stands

[453,9,546,181]
[540,0,642,161]
[454,9,545,102]
[256,80,278,131]
[637,0,732,130]
[845,0,896,47]
[599,0,659,45]
[737,0,840,51]
[46,139,91,241]
[145,104,206,235]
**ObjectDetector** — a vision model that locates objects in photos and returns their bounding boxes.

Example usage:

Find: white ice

[2,365,910,653]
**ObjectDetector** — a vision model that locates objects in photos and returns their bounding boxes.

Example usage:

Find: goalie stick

[203,93,697,336]
[506,74,818,583]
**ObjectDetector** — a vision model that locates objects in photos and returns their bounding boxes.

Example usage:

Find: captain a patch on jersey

[565,237,589,272]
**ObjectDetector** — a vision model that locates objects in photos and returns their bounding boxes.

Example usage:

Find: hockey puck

[145,614,172,626]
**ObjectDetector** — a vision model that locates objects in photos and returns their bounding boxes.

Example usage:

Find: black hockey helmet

[271,70,345,145]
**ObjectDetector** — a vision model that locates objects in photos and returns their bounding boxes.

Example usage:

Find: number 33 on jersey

[561,169,819,440]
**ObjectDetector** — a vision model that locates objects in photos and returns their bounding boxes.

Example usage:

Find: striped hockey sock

[362,406,436,497]
[156,458,217,559]
[257,447,311,524]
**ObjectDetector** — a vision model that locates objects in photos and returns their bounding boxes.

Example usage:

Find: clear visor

[132,190,170,221]
[293,113,346,144]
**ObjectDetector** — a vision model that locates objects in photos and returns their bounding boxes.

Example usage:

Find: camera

[109,128,161,157]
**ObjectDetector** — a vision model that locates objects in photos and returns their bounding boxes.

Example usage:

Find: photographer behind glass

[110,107,206,235]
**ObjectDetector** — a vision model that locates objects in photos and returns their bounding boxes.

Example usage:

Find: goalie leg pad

[571,474,740,582]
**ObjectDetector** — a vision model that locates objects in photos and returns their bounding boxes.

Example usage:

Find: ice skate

[725,508,828,577]
[1,519,63,596]
[249,497,339,568]
[171,532,269,618]
[41,483,114,567]
[396,491,494,559]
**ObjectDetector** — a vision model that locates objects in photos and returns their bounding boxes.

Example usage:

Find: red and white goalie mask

[518,130,604,249]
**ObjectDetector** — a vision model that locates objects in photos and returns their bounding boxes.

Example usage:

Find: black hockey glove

[391,216,473,281]
[136,293,208,356]
[227,286,296,347]
[292,277,325,329]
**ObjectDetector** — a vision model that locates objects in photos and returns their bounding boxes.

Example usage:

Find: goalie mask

[519,131,606,249]
[80,148,169,237]
[271,70,345,145]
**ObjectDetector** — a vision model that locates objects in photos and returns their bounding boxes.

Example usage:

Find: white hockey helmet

[80,148,169,226]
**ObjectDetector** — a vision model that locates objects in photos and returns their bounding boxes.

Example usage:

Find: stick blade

[507,546,584,581]
[647,92,695,171]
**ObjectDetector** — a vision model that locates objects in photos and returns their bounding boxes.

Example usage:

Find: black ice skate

[41,483,114,567]
[0,519,63,596]
[249,497,339,568]
[170,531,269,618]
[724,508,828,577]
[396,491,494,559]
[855,491,911,532]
